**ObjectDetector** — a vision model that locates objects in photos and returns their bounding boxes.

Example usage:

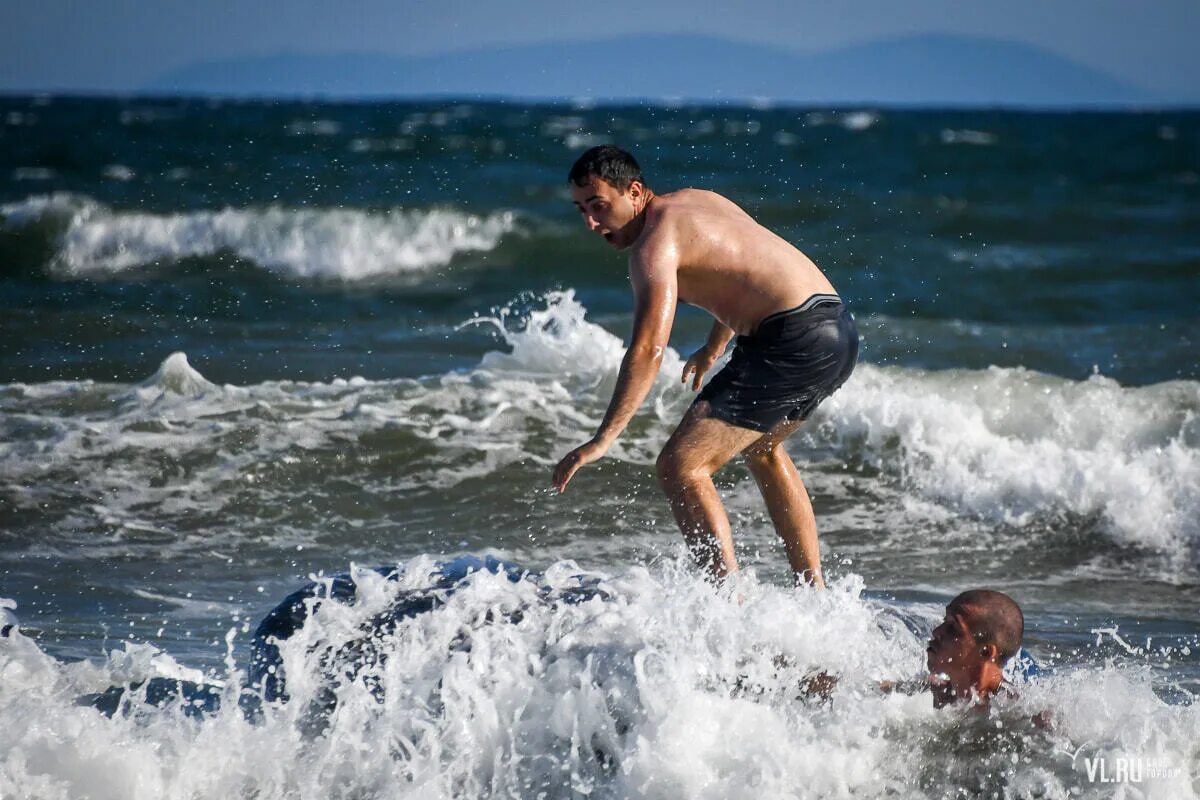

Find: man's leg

[743,418,825,588]
[656,401,761,578]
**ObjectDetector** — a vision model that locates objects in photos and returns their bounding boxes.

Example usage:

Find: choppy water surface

[1,97,1198,798]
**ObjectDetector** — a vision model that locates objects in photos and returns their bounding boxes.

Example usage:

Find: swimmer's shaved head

[949,589,1024,663]
[927,589,1024,708]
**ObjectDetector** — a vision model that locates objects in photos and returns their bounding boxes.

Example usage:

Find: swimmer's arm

[799,671,839,699]
[794,674,923,702]
[552,249,676,492]
[879,677,929,695]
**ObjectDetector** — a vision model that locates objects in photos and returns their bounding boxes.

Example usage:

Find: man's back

[635,188,837,335]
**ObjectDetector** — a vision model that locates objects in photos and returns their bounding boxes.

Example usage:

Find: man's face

[570,175,642,250]
[926,606,985,708]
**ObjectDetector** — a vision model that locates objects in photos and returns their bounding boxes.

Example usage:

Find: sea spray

[2,562,1197,798]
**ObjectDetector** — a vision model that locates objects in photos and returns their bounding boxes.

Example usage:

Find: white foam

[0,561,1195,798]
[0,292,690,558]
[813,364,1200,553]
[462,290,691,458]
[841,111,879,131]
[0,193,523,279]
[1011,668,1199,795]
[805,111,880,131]
[472,290,635,378]
[103,641,213,687]
[565,131,604,149]
[137,352,219,400]
[0,600,17,637]
[0,192,83,225]
[2,293,1197,560]
[102,164,136,182]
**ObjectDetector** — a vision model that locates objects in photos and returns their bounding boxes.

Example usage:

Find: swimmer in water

[921,589,1025,709]
[796,589,1026,709]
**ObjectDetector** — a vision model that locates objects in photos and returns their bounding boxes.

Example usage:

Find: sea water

[1,97,1198,798]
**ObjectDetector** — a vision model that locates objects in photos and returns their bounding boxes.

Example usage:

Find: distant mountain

[147,33,1155,107]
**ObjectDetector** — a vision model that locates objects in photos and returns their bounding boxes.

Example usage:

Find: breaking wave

[0,193,525,280]
[1,292,1196,561]
[1,560,1196,799]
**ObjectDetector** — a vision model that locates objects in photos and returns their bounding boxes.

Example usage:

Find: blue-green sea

[1,96,1198,798]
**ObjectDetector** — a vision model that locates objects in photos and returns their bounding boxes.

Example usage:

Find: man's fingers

[552,453,579,493]
[556,461,579,493]
[553,441,606,494]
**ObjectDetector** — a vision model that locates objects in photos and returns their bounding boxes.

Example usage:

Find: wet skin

[927,605,1004,708]
[554,174,840,587]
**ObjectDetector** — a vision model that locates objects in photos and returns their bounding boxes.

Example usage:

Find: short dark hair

[567,145,643,192]
[950,590,1024,663]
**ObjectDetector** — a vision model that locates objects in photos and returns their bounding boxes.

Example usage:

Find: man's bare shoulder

[653,187,745,215]
[627,223,677,280]
[628,195,687,267]
[634,189,743,258]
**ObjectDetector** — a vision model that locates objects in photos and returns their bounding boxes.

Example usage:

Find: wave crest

[817,364,1200,553]
[0,193,523,280]
[1,293,1196,562]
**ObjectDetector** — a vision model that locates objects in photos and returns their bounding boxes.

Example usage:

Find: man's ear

[628,180,645,200]
[979,642,998,663]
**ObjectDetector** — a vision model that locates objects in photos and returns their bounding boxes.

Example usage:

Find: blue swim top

[1004,647,1043,684]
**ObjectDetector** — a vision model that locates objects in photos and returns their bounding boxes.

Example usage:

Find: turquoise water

[1,97,1198,797]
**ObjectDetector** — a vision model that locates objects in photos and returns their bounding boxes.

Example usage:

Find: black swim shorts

[696,294,858,433]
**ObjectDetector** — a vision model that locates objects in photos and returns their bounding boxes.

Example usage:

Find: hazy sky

[3,0,1197,98]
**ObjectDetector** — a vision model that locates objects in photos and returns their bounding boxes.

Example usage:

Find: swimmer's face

[926,605,991,708]
[570,175,646,250]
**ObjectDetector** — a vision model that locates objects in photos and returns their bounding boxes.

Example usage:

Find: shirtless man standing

[551,146,858,587]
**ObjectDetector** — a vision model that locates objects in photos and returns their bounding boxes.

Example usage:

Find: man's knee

[746,442,787,476]
[656,445,704,490]
[655,446,681,488]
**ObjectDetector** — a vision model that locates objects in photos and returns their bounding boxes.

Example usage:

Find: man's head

[926,590,1024,708]
[567,145,651,250]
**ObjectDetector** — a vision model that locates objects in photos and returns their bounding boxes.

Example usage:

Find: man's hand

[681,345,722,391]
[552,438,609,494]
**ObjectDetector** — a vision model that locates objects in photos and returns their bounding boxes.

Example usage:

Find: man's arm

[552,249,677,493]
[682,320,735,391]
[592,260,677,445]
[703,320,736,353]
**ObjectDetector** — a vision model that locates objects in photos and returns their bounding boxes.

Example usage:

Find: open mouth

[602,232,614,243]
